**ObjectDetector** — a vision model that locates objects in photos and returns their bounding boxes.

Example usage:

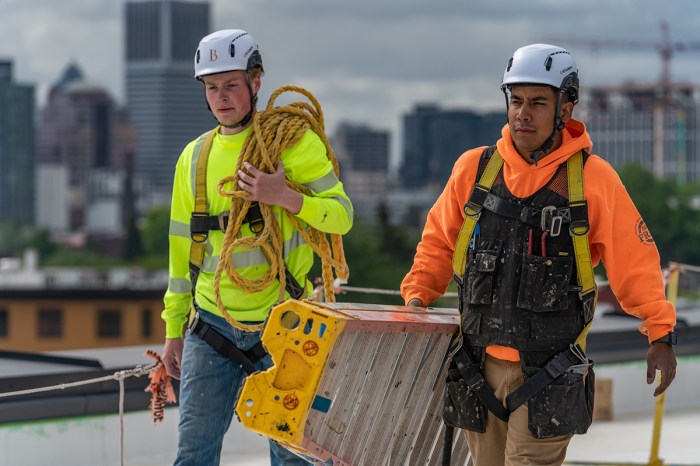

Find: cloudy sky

[2,0,700,146]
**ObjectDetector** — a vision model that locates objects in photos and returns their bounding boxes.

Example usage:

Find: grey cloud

[1,0,700,135]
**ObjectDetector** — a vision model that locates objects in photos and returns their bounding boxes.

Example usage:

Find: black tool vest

[460,149,590,362]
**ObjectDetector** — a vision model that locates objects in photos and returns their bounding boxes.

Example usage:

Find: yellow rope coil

[213,85,349,332]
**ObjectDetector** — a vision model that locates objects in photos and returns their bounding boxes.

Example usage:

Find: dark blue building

[0,61,35,226]
[400,104,505,189]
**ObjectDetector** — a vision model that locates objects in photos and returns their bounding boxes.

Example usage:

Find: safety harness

[186,127,304,375]
[450,147,598,422]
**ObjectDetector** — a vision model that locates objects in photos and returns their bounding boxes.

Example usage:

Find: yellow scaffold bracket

[236,299,346,445]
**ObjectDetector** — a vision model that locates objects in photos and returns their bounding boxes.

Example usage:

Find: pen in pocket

[470,224,480,250]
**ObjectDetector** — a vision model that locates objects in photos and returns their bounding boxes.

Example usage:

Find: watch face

[669,332,678,345]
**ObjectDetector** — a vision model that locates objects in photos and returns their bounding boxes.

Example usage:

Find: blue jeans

[174,308,313,466]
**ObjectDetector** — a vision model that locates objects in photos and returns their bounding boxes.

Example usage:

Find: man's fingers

[164,359,181,380]
[238,169,254,184]
[243,162,261,176]
[646,363,655,384]
[654,375,670,396]
[651,365,677,396]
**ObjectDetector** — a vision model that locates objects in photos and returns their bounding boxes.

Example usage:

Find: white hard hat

[194,29,263,80]
[501,44,579,103]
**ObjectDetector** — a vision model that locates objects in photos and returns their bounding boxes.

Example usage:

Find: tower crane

[547,20,700,89]
[545,21,700,180]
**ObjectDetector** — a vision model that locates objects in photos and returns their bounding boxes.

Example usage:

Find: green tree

[308,211,421,305]
[0,222,33,257]
[140,206,171,266]
[43,248,115,267]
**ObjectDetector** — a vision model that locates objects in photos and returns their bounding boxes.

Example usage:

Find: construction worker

[401,44,677,466]
[160,29,353,466]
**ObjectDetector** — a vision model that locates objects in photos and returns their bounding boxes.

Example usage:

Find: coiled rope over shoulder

[214,85,349,332]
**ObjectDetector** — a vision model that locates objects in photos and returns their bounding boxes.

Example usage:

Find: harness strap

[567,151,598,351]
[190,202,264,235]
[189,128,218,292]
[452,147,503,278]
[452,346,510,422]
[452,344,587,420]
[505,344,586,412]
[283,264,306,300]
[482,193,571,234]
[189,313,267,375]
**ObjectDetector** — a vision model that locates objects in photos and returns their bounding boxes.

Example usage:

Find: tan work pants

[463,354,573,466]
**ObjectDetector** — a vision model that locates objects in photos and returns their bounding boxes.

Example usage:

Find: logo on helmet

[560,65,573,75]
[209,49,218,62]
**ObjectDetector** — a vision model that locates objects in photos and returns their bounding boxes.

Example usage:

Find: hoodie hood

[495,118,593,198]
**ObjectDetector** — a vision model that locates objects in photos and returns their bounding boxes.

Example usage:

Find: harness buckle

[188,311,201,333]
[464,184,490,218]
[568,201,590,236]
[464,201,483,218]
[246,203,265,234]
[541,206,563,237]
[217,210,230,233]
[569,220,590,236]
[190,211,209,243]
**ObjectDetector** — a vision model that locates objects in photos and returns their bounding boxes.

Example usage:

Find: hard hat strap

[222,75,257,129]
[529,87,568,165]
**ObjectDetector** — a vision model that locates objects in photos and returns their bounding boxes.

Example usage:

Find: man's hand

[646,342,677,396]
[407,298,424,308]
[237,161,302,213]
[162,338,184,380]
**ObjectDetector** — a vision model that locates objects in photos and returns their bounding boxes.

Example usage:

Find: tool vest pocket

[516,253,573,312]
[443,372,487,433]
[466,238,502,305]
[525,361,595,438]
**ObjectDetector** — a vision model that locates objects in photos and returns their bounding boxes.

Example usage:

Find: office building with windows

[400,104,505,190]
[125,0,212,192]
[332,123,390,220]
[578,84,700,182]
[37,63,137,234]
[0,60,35,226]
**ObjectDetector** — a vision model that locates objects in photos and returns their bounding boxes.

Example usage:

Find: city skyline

[2,0,700,141]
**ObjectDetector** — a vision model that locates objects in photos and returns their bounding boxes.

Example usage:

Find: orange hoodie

[401,118,676,362]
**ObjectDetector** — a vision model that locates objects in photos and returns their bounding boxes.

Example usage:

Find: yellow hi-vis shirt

[162,127,354,338]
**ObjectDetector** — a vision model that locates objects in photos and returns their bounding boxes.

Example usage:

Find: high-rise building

[400,104,505,189]
[125,0,212,192]
[332,123,390,220]
[0,60,35,226]
[36,63,137,234]
[578,84,700,182]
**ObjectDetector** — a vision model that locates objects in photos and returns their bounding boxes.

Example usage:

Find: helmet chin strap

[529,125,560,165]
[528,88,568,166]
[222,94,257,129]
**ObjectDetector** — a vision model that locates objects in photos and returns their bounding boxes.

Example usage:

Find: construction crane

[546,20,700,89]
[545,21,700,180]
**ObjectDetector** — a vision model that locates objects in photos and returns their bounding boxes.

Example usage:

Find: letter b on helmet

[194,29,264,80]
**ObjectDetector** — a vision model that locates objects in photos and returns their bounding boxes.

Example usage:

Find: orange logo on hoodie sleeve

[635,218,655,245]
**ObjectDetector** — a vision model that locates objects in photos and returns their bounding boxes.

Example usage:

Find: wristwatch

[652,332,677,346]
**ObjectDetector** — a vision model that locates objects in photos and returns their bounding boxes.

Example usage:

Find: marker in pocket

[470,224,481,250]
